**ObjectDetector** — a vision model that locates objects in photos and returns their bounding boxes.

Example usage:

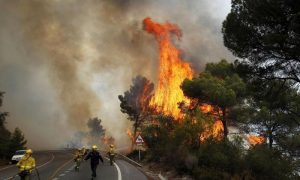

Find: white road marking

[114,161,122,180]
[3,174,18,180]
[48,158,74,179]
[59,173,65,176]
[0,165,14,171]
[105,157,122,180]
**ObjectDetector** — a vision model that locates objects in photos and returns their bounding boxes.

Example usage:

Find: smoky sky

[0,0,233,149]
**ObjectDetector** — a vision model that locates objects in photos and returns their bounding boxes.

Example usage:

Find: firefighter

[84,145,103,179]
[81,146,87,156]
[107,144,115,166]
[16,149,36,180]
[74,148,82,172]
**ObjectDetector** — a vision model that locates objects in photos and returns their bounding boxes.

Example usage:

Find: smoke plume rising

[0,0,232,149]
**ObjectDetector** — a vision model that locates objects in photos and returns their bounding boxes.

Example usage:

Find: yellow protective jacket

[81,148,86,155]
[16,155,36,172]
[108,147,115,156]
[74,151,82,161]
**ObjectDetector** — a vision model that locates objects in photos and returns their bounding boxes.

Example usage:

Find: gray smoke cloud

[0,0,233,149]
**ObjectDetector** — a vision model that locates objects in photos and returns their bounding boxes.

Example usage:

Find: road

[0,150,148,180]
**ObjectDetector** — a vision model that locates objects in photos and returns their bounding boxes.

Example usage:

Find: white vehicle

[11,150,26,164]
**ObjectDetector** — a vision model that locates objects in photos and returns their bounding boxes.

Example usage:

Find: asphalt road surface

[0,150,147,180]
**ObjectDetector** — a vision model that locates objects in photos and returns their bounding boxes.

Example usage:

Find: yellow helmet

[26,149,32,154]
[92,145,97,150]
[110,144,114,148]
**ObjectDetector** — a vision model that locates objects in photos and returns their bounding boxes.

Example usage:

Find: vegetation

[181,60,245,139]
[0,92,27,161]
[141,110,297,179]
[223,0,300,84]
[236,80,300,149]
[118,75,154,137]
[121,60,299,179]
[87,117,106,145]
[120,1,300,178]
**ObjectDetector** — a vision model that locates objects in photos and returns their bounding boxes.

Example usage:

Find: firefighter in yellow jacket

[74,148,83,171]
[16,149,36,180]
[107,144,115,166]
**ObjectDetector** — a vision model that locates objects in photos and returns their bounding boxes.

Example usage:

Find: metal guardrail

[116,153,142,167]
[158,173,167,180]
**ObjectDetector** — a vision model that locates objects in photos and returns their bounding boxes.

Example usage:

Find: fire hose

[35,167,41,180]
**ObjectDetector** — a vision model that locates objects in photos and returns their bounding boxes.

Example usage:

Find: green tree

[118,76,154,137]
[237,80,300,149]
[8,128,27,157]
[278,134,300,157]
[222,0,300,83]
[0,92,11,160]
[142,112,209,172]
[245,145,297,179]
[181,60,245,139]
[142,115,175,162]
[195,138,245,179]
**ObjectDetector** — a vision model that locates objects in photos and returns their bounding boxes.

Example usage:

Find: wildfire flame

[247,135,265,146]
[200,104,214,113]
[101,135,114,145]
[143,17,193,119]
[142,18,223,141]
[102,135,109,145]
[126,128,134,142]
[200,104,224,140]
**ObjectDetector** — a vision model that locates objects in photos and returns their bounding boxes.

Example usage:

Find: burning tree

[181,60,246,139]
[118,76,154,138]
[141,18,227,141]
[143,17,193,119]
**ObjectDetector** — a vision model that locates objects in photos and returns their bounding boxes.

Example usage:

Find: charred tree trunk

[130,116,139,151]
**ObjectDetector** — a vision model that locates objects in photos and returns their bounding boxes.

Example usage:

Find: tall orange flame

[143,17,193,119]
[126,128,134,142]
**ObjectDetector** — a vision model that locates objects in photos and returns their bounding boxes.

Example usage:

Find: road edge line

[114,161,122,180]
[104,157,122,180]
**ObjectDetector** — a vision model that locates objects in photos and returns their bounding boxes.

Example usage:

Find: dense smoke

[0,0,232,149]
